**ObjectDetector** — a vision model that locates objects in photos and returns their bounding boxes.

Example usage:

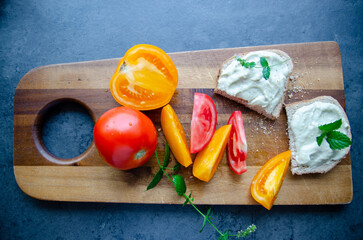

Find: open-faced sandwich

[214,50,293,120]
[285,96,352,175]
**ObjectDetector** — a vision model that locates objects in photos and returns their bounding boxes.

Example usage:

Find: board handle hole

[33,99,95,164]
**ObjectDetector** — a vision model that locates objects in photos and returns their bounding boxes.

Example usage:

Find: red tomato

[190,93,217,154]
[227,111,248,174]
[93,107,157,170]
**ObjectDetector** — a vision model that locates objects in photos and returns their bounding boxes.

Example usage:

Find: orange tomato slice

[251,150,291,210]
[193,124,232,182]
[161,104,192,167]
[110,44,178,110]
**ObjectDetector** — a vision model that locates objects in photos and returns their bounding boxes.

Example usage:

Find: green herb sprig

[316,119,352,150]
[235,56,290,80]
[147,143,256,239]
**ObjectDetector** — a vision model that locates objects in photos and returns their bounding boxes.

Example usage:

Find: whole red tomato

[93,107,157,170]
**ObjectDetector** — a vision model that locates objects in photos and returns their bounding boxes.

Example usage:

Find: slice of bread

[214,50,293,120]
[285,96,352,175]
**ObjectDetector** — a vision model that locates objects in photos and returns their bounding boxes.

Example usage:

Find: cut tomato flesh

[193,124,232,182]
[110,44,178,110]
[251,150,291,210]
[161,104,192,167]
[227,111,248,174]
[190,93,217,154]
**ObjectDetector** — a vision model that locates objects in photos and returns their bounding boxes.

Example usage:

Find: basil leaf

[260,57,269,68]
[163,142,170,168]
[316,132,327,146]
[172,162,181,175]
[318,119,342,132]
[146,169,163,191]
[262,66,270,80]
[326,131,352,150]
[172,175,186,196]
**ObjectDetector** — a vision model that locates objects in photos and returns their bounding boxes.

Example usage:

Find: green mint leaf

[146,169,163,191]
[146,143,170,191]
[236,57,256,69]
[244,61,256,68]
[326,131,352,150]
[316,132,327,146]
[162,142,170,168]
[318,119,342,132]
[235,57,246,66]
[172,175,186,196]
[172,162,181,175]
[262,66,270,80]
[260,57,269,68]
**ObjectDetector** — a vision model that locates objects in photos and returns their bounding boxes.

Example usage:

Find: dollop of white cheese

[217,51,291,114]
[290,102,350,168]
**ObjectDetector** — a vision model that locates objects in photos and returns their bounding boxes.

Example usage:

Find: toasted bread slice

[214,50,293,120]
[285,96,352,175]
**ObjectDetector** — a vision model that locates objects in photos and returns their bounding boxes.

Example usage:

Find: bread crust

[214,49,293,120]
[285,96,352,175]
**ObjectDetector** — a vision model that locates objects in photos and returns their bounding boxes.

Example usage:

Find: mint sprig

[235,57,256,69]
[149,145,256,239]
[235,56,290,80]
[326,131,352,150]
[260,57,271,80]
[146,142,170,191]
[316,119,352,150]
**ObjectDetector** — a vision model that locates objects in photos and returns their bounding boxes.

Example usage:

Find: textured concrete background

[1,0,362,239]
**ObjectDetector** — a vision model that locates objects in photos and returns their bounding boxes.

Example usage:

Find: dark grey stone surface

[1,0,362,239]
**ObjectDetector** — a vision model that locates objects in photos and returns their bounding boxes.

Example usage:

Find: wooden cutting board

[13,41,352,205]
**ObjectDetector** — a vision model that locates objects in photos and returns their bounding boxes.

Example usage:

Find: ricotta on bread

[214,50,293,120]
[285,96,352,175]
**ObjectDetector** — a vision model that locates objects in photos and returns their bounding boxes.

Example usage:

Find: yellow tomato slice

[251,150,291,210]
[161,104,192,167]
[110,44,178,110]
[193,124,232,182]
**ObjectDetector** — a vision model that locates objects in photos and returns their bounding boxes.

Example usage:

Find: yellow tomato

[193,124,232,182]
[110,44,178,110]
[251,150,291,210]
[161,104,192,167]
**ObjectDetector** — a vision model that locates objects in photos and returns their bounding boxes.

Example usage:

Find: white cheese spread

[290,101,350,168]
[217,51,291,114]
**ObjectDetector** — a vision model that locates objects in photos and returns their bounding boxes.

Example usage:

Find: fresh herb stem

[151,147,256,239]
[154,149,224,236]
[155,150,174,183]
[183,193,224,236]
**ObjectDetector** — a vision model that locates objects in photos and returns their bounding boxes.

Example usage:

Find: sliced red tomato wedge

[190,93,217,154]
[227,111,248,174]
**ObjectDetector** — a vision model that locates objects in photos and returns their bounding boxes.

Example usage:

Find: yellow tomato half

[110,44,178,110]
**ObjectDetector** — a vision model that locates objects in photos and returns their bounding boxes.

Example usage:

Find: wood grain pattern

[13,41,353,205]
